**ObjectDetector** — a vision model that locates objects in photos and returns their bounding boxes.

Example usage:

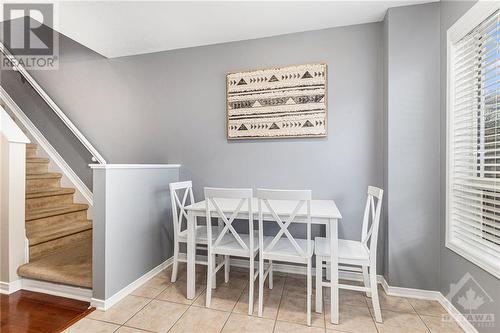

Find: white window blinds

[448,7,500,277]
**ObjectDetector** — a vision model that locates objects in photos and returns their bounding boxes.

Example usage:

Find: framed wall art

[227,63,327,139]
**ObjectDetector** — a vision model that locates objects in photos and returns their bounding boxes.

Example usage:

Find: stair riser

[26,210,88,232]
[29,229,92,261]
[26,177,61,191]
[26,162,48,174]
[26,194,73,210]
[26,148,37,157]
[28,222,92,246]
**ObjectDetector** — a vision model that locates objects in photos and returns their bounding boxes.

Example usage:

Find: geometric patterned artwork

[226,63,327,139]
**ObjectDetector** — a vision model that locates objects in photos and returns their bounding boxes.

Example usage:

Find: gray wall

[2,22,385,270]
[439,2,499,332]
[384,3,441,290]
[92,167,179,300]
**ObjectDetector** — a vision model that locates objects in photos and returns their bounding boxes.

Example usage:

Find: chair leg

[369,266,382,323]
[211,254,217,289]
[307,258,312,326]
[258,255,264,317]
[315,256,323,313]
[249,256,255,316]
[362,265,371,297]
[225,255,230,283]
[171,241,180,283]
[206,253,213,308]
[268,260,273,290]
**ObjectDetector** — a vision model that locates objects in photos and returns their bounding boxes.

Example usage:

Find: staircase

[17,143,93,289]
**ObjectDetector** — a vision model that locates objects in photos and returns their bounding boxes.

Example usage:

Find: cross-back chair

[257,189,314,326]
[204,187,266,315]
[169,181,226,283]
[315,186,384,323]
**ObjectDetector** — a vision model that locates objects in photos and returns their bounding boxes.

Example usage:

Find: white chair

[257,189,314,326]
[315,186,384,323]
[204,187,262,315]
[169,181,225,283]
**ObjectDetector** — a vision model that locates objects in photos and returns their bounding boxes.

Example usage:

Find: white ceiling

[3,1,437,58]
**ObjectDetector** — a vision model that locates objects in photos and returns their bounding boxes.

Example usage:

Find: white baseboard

[0,280,22,294]
[380,278,442,300]
[0,87,93,215]
[438,293,479,333]
[21,278,92,302]
[91,257,173,311]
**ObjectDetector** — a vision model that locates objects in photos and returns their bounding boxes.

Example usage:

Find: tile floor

[64,264,465,333]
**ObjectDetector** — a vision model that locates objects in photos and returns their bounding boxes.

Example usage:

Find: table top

[185,198,342,219]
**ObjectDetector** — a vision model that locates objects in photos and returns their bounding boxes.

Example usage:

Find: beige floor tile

[323,288,368,308]
[369,292,415,313]
[87,295,150,324]
[169,306,230,333]
[376,323,429,333]
[324,303,377,333]
[274,321,326,333]
[374,309,428,331]
[115,327,150,333]
[277,291,324,328]
[221,312,275,333]
[194,286,244,311]
[260,272,286,291]
[409,299,448,317]
[421,315,465,333]
[156,279,205,305]
[125,300,188,332]
[233,288,283,319]
[216,275,249,291]
[63,318,120,333]
[131,275,172,298]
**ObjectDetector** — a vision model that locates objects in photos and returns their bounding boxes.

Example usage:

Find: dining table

[184,197,342,323]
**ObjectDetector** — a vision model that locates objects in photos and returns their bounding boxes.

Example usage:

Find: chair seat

[178,226,222,243]
[263,238,314,263]
[315,237,369,262]
[212,234,274,257]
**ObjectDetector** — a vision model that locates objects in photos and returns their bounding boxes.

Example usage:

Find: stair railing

[0,42,106,164]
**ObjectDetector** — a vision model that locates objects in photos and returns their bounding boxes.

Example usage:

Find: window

[447,2,500,278]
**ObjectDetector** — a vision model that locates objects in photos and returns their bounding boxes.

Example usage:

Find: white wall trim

[89,164,181,169]
[0,86,93,209]
[0,280,23,294]
[91,257,173,311]
[438,293,479,333]
[20,278,93,302]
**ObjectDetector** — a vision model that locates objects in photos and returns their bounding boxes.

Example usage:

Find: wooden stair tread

[26,187,75,199]
[26,172,62,180]
[26,204,89,221]
[26,157,49,163]
[28,220,92,246]
[26,143,38,149]
[18,239,92,289]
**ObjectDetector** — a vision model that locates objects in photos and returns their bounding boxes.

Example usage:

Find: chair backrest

[361,186,384,262]
[204,187,253,255]
[257,189,312,258]
[169,181,195,238]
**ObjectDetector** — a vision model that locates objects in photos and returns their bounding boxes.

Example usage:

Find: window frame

[446,1,500,279]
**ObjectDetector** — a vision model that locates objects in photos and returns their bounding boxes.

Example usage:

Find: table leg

[330,218,339,324]
[186,211,196,299]
[325,223,331,281]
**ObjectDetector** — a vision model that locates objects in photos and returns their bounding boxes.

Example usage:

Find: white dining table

[184,198,342,323]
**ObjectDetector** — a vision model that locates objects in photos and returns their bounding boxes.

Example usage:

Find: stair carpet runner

[17,143,92,289]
